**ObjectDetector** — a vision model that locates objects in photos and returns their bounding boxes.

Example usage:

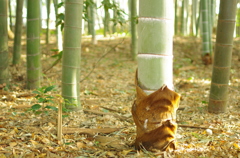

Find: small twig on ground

[43,57,62,73]
[178,124,209,129]
[100,105,124,114]
[83,109,130,121]
[24,126,121,136]
[80,38,126,82]
[178,124,220,132]
[63,127,122,135]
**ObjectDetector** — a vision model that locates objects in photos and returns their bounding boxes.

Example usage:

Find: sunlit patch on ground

[1,36,240,157]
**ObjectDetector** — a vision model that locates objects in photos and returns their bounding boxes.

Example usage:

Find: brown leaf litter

[1,36,240,157]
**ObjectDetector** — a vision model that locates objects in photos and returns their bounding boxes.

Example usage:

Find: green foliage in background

[100,0,127,26]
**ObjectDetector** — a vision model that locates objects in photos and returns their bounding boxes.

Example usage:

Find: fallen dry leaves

[1,36,240,157]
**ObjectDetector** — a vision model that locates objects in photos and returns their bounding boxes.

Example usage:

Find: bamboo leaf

[45,105,58,111]
[44,85,56,93]
[31,104,41,111]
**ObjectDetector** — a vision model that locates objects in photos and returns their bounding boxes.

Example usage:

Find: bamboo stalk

[208,0,237,113]
[0,0,9,84]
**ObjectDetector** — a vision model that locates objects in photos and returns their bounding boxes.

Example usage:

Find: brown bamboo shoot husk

[132,74,180,151]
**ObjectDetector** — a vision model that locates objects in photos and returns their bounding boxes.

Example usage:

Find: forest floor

[1,35,240,157]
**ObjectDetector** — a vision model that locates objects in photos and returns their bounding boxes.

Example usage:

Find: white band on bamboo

[27,37,40,40]
[64,25,82,29]
[0,14,7,17]
[64,47,81,49]
[202,32,209,35]
[62,65,81,69]
[138,54,173,59]
[218,19,235,22]
[213,65,230,69]
[211,82,229,86]
[61,82,78,85]
[27,18,40,21]
[138,17,172,22]
[203,42,209,44]
[215,43,232,47]
[62,94,80,98]
[66,2,83,5]
[202,50,210,53]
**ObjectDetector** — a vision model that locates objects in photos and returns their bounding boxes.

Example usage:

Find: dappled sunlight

[3,0,240,156]
[2,36,240,157]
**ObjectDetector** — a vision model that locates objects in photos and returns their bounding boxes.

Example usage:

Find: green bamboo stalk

[208,0,213,54]
[195,0,201,37]
[134,0,179,151]
[87,2,92,35]
[191,0,198,36]
[200,0,212,58]
[12,0,24,65]
[90,1,97,44]
[27,0,41,89]
[62,0,83,109]
[53,0,63,51]
[103,0,110,37]
[237,0,240,37]
[112,0,117,33]
[208,0,237,113]
[0,0,9,84]
[8,0,13,30]
[130,0,137,61]
[211,0,216,27]
[174,0,178,35]
[237,7,240,37]
[138,0,174,94]
[181,0,189,36]
[104,9,110,36]
[46,0,51,44]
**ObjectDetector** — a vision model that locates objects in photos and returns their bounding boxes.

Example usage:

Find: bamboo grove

[0,0,239,112]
